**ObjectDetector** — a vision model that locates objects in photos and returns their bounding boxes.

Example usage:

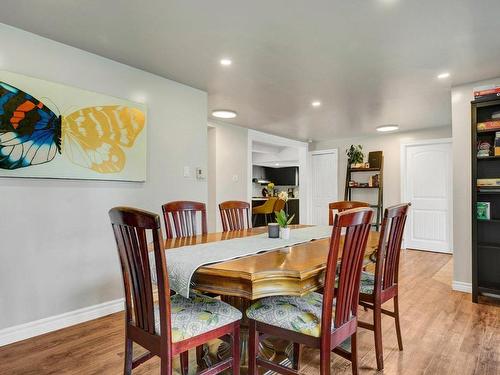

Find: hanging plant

[346,144,364,167]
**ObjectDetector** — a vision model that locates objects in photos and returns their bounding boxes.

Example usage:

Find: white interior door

[309,150,338,225]
[402,140,453,253]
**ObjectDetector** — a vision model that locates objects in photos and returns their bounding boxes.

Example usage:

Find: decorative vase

[280,227,291,240]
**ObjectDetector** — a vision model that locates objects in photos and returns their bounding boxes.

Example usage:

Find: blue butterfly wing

[0,82,61,169]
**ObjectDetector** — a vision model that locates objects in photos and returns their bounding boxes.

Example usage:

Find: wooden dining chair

[162,201,207,238]
[328,201,369,225]
[357,203,410,370]
[247,208,374,375]
[219,200,251,231]
[109,206,241,375]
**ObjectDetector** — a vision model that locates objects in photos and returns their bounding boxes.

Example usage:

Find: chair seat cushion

[154,294,242,343]
[360,271,375,294]
[247,292,329,337]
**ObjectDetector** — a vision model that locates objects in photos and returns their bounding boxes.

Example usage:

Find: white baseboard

[0,298,124,347]
[452,280,472,294]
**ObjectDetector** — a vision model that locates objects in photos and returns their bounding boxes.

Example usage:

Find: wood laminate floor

[0,250,498,374]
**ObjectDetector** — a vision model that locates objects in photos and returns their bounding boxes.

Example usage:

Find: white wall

[451,77,500,288]
[208,122,249,231]
[0,24,208,330]
[312,126,452,208]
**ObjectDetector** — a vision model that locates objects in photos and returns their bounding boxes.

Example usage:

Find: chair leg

[394,295,404,351]
[196,345,205,369]
[180,351,189,375]
[319,348,331,375]
[160,355,173,375]
[373,303,384,370]
[248,320,259,375]
[232,322,241,375]
[253,214,258,227]
[124,337,133,375]
[351,332,358,375]
[292,343,301,370]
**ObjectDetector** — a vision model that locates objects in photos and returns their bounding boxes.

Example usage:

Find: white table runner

[151,226,333,297]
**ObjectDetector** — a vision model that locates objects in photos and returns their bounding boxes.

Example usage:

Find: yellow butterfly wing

[61,106,145,173]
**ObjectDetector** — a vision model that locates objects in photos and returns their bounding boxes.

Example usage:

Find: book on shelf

[474,84,500,100]
[495,132,500,156]
[477,202,491,220]
[477,120,500,131]
[477,178,500,187]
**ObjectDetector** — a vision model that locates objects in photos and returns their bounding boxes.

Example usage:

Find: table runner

[151,225,333,297]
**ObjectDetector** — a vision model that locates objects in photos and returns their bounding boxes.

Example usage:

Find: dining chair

[252,197,277,226]
[357,203,410,370]
[219,200,251,231]
[246,207,374,375]
[273,198,286,214]
[162,201,207,238]
[328,201,370,225]
[109,206,241,375]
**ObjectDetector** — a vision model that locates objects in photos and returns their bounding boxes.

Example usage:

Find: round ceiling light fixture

[437,72,450,79]
[311,101,321,107]
[220,58,232,66]
[376,124,399,132]
[212,109,237,119]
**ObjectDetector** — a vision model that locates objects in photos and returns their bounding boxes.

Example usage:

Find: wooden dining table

[162,225,380,371]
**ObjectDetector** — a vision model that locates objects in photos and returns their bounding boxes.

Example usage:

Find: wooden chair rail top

[159,225,379,281]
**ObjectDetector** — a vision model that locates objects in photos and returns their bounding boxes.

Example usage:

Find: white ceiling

[1,0,500,141]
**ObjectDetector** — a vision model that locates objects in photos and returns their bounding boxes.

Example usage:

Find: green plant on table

[275,209,295,228]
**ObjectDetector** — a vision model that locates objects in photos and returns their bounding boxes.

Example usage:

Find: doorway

[401,139,453,253]
[309,149,338,225]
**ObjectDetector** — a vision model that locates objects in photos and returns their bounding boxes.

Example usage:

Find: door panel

[310,151,338,225]
[404,141,452,253]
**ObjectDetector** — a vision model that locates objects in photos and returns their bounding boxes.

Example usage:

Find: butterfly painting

[0,71,146,181]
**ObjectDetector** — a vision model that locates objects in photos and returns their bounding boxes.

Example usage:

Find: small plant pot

[268,223,280,238]
[280,227,291,240]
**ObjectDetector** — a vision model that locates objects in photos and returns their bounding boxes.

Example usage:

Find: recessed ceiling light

[376,124,399,132]
[220,59,232,66]
[437,72,450,79]
[275,163,280,166]
[311,101,321,107]
[212,110,237,119]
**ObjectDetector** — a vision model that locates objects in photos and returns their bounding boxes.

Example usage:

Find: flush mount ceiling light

[220,58,232,66]
[212,110,237,119]
[376,124,399,132]
[311,101,321,107]
[437,72,450,79]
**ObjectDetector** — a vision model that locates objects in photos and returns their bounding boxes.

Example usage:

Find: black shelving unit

[344,159,384,230]
[471,98,500,302]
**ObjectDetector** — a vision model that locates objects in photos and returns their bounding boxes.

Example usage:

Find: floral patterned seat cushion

[247,292,334,337]
[359,271,375,294]
[154,294,242,343]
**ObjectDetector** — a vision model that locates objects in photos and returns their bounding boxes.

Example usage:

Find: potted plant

[346,144,364,168]
[275,209,295,240]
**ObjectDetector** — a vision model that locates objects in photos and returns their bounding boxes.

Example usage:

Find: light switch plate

[183,166,191,178]
[196,167,206,180]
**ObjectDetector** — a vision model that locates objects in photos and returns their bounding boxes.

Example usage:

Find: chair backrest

[373,203,410,293]
[109,207,172,344]
[219,200,251,231]
[162,201,207,239]
[273,199,286,213]
[328,201,369,225]
[321,208,373,336]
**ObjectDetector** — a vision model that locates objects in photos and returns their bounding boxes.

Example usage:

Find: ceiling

[1,0,500,141]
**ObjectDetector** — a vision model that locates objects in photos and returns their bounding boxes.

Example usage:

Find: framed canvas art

[0,71,147,181]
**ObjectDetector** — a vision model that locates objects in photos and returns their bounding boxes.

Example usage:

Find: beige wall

[451,77,500,288]
[0,24,208,331]
[208,122,249,231]
[312,126,452,208]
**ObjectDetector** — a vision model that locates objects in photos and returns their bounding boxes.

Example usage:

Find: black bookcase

[471,97,500,302]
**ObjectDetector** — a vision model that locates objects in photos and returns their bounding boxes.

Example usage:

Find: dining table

[161,225,380,372]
